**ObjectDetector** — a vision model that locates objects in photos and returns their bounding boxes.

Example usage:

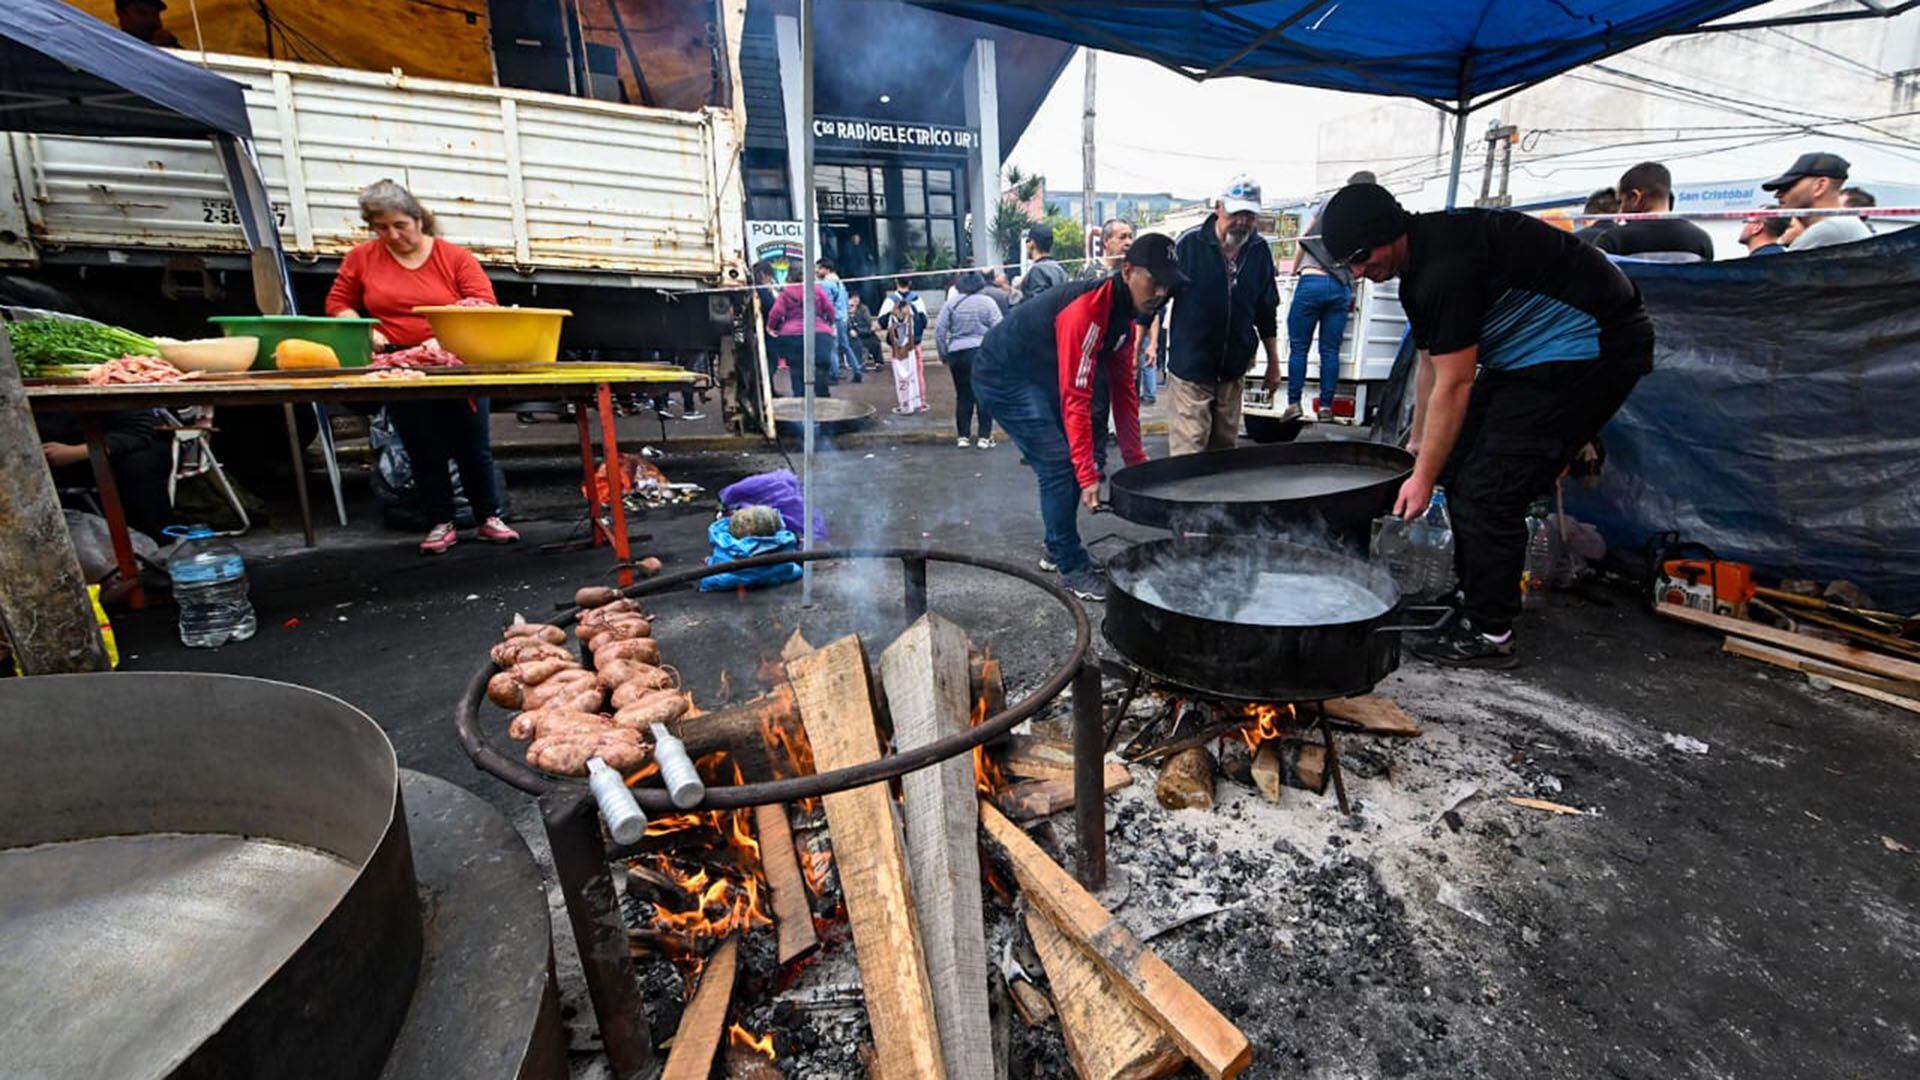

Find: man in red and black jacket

[973,234,1186,601]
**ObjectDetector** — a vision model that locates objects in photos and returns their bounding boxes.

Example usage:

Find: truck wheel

[1244,414,1303,444]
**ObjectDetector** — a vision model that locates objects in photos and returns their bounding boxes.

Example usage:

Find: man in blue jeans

[814,258,861,384]
[1285,169,1373,420]
[973,234,1184,601]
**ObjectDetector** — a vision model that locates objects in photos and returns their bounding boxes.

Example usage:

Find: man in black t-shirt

[1592,162,1714,263]
[1322,183,1654,668]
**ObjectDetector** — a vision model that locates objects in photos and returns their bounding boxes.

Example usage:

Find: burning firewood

[1156,747,1217,810]
[752,802,819,964]
[1025,906,1185,1080]
[661,936,739,1080]
[980,803,1252,1079]
[1251,743,1283,803]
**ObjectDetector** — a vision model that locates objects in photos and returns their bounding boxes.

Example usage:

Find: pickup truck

[1239,275,1408,440]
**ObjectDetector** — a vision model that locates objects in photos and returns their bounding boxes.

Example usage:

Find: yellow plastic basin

[413,306,572,365]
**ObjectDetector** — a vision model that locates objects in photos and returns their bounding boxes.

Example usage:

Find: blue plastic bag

[698,518,803,592]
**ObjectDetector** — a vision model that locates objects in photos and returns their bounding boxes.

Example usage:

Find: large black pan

[1107,439,1413,550]
[1103,535,1449,702]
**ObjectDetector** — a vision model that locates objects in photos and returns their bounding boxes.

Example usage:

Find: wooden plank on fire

[995,766,1134,823]
[788,635,948,1080]
[882,613,995,1080]
[666,689,794,783]
[661,935,739,1080]
[1026,906,1185,1080]
[1656,603,1920,683]
[979,802,1251,1079]
[754,802,820,964]
[1322,695,1423,737]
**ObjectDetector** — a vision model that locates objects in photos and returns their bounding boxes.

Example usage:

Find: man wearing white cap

[1164,175,1282,455]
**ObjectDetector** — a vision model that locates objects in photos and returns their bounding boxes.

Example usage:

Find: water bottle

[1522,499,1554,607]
[1404,490,1457,602]
[165,525,257,648]
[1371,514,1420,597]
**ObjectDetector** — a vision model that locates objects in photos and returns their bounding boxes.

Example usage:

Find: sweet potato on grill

[503,621,567,645]
[612,690,689,730]
[528,729,647,775]
[490,639,572,667]
[509,708,612,741]
[609,667,678,706]
[592,636,661,666]
[575,586,622,608]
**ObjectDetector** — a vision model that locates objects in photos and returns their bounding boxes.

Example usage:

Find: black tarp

[1566,229,1920,607]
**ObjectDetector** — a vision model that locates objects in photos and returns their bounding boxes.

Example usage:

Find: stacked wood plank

[1658,603,1920,716]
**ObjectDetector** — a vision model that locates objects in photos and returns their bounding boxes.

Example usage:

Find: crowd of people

[1576,151,1876,258]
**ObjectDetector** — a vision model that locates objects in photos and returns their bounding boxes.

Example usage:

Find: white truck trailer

[1240,275,1408,441]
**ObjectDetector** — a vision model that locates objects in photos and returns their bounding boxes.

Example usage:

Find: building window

[747,165,789,219]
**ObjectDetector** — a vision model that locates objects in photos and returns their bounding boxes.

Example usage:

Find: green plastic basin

[209,316,379,370]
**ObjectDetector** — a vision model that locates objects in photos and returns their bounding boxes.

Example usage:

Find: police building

[739,0,1071,276]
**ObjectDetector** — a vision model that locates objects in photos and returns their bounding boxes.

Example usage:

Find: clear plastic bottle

[165,525,257,648]
[1371,514,1420,597]
[1405,490,1456,602]
[1522,499,1554,607]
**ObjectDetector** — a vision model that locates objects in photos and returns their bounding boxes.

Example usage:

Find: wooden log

[1656,603,1920,683]
[993,764,1133,823]
[661,936,739,1080]
[788,636,947,1080]
[1007,976,1056,1028]
[1292,744,1327,794]
[0,332,108,673]
[979,803,1251,1079]
[754,802,820,964]
[1155,747,1216,810]
[1250,743,1283,803]
[1026,907,1185,1080]
[882,613,994,1080]
[1321,696,1422,737]
[666,689,796,781]
[625,864,697,913]
[1721,637,1920,699]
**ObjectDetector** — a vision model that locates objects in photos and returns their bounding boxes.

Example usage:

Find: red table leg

[575,399,606,549]
[596,384,634,588]
[80,417,145,610]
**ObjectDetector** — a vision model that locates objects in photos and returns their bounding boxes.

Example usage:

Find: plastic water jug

[165,525,256,648]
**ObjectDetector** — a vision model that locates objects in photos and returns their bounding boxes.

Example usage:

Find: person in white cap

[1164,175,1282,455]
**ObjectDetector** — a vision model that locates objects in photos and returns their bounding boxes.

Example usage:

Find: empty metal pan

[1107,439,1413,549]
[0,672,421,1080]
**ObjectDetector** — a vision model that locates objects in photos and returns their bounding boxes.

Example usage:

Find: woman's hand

[1081,484,1102,512]
[42,442,88,468]
[422,337,440,351]
[370,327,390,350]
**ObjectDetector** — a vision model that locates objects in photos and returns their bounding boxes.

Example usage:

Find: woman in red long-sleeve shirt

[326,180,516,554]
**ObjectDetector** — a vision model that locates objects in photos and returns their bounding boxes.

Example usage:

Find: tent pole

[799,0,816,606]
[1443,105,1470,210]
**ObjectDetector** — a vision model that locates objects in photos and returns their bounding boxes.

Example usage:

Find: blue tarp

[912,1,1766,105]
[1565,230,1920,608]
[0,0,254,139]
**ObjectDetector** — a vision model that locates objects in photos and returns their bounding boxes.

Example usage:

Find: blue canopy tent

[0,0,350,527]
[910,0,1918,205]
[0,0,294,313]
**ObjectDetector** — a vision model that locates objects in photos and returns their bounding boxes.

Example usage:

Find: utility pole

[1082,51,1097,266]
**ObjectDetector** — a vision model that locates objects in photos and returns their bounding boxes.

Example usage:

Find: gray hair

[358,179,436,236]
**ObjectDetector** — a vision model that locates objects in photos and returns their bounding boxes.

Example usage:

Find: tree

[1044,215,1084,268]
[991,201,1035,266]
[1003,165,1043,204]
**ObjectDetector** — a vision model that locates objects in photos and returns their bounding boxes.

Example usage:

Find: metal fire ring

[454,547,1093,813]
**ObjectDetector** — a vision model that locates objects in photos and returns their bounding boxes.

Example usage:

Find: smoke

[1111,535,1397,626]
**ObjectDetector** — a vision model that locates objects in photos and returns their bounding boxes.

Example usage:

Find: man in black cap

[1765,152,1869,251]
[1321,183,1653,667]
[973,233,1186,600]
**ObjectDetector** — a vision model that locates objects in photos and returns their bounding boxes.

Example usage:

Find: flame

[629,807,772,970]
[729,1022,776,1059]
[970,688,1011,797]
[1236,703,1294,750]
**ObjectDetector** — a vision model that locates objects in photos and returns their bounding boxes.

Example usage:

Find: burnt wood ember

[1157,747,1218,811]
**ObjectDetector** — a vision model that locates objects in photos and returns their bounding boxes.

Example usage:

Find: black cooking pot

[1103,535,1449,702]
[1107,439,1413,551]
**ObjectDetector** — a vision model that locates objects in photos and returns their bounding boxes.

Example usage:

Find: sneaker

[420,522,458,555]
[1040,552,1104,575]
[1279,402,1303,422]
[1411,622,1518,669]
[958,437,973,448]
[976,437,996,449]
[1061,567,1108,602]
[680,409,706,421]
[477,516,521,544]
[1314,400,1334,421]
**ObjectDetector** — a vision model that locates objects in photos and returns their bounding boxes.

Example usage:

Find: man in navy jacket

[1164,175,1282,454]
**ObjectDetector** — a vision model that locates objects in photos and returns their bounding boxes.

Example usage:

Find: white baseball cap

[1221,174,1263,214]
